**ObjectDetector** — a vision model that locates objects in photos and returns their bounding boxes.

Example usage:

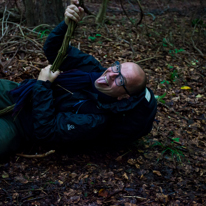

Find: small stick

[18,59,48,66]
[23,195,47,203]
[123,196,146,199]
[191,37,204,58]
[56,84,73,94]
[7,21,40,35]
[135,0,144,26]
[18,25,25,37]
[136,56,162,63]
[3,46,20,70]
[16,150,55,158]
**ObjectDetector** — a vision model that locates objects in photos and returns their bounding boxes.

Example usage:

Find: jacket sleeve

[43,21,106,73]
[32,80,107,144]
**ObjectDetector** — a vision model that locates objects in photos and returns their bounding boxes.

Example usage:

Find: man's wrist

[36,80,52,89]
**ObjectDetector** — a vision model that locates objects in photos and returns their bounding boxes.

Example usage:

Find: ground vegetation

[0,0,206,205]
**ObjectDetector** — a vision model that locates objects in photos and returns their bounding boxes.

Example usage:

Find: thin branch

[2,4,7,36]
[0,26,9,41]
[3,46,20,70]
[25,36,43,49]
[18,59,48,66]
[6,21,42,35]
[123,196,147,200]
[0,40,19,45]
[136,56,162,63]
[23,196,47,203]
[81,2,93,15]
[32,24,53,31]
[18,25,25,37]
[56,84,73,95]
[82,15,96,21]
[191,37,205,58]
[120,0,134,25]
[120,0,144,27]
[16,150,55,158]
[135,0,144,26]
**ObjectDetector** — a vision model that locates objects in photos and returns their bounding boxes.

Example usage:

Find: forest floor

[0,0,206,205]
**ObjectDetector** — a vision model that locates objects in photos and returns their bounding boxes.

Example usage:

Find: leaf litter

[0,0,206,205]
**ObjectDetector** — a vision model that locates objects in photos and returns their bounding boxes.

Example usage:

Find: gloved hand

[64,0,84,25]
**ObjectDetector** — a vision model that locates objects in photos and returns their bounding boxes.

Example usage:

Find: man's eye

[119,78,123,85]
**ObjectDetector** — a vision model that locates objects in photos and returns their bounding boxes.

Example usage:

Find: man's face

[95,62,139,99]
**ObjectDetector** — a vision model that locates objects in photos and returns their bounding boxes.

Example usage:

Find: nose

[108,71,119,80]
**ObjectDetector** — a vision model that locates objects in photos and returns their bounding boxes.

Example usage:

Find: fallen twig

[123,195,147,200]
[3,46,20,70]
[56,84,73,94]
[120,0,144,27]
[120,0,134,25]
[191,37,205,58]
[81,1,93,15]
[0,26,9,41]
[135,0,144,26]
[7,21,41,35]
[136,56,162,63]
[18,59,48,66]
[115,150,131,161]
[22,195,47,203]
[16,150,55,158]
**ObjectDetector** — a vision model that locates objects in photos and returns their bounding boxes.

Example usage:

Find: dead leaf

[156,193,169,203]
[14,175,28,184]
[153,170,162,176]
[12,193,19,200]
[172,96,180,101]
[127,159,136,165]
[98,189,108,197]
[70,172,77,178]
[115,155,123,161]
[2,171,9,178]
[67,196,80,204]
[196,94,203,98]
[181,86,191,90]
[135,164,140,169]
[136,156,143,164]
[123,172,128,180]
[58,180,63,185]
[83,174,89,179]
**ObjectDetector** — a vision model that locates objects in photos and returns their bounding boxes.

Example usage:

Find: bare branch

[16,150,55,158]
[191,37,205,58]
[135,0,144,26]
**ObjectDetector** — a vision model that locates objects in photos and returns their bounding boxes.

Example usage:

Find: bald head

[121,62,147,95]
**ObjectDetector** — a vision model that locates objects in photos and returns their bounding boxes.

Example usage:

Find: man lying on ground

[0,0,157,158]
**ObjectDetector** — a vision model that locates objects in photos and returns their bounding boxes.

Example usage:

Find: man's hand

[38,65,60,83]
[64,0,84,25]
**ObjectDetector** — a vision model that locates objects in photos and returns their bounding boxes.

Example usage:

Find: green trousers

[0,79,25,158]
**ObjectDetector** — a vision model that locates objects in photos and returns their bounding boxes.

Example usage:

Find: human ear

[117,94,130,101]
